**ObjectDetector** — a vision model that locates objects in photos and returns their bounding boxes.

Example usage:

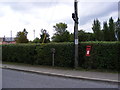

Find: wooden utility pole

[72,0,79,68]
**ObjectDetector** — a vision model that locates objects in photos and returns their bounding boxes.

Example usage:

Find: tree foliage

[15,28,29,43]
[92,19,102,41]
[92,17,118,41]
[40,29,50,43]
[53,22,67,35]
[69,30,95,42]
[78,30,95,41]
[103,22,110,41]
[32,37,40,43]
[52,22,70,42]
[109,17,116,41]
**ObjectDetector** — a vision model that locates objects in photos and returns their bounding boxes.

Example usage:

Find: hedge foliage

[35,43,74,67]
[2,42,120,70]
[79,42,119,71]
[2,44,36,64]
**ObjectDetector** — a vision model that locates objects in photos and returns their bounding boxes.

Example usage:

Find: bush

[79,42,119,70]
[2,42,119,70]
[2,44,36,65]
[35,43,74,67]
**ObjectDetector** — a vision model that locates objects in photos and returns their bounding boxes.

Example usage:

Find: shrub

[2,42,119,70]
[2,44,36,64]
[79,42,119,71]
[35,43,74,67]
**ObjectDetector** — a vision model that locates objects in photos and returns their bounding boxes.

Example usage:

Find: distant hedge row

[2,42,120,70]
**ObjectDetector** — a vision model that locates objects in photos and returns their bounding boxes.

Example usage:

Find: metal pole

[51,48,55,67]
[74,0,78,68]
[52,53,54,67]
[33,30,35,39]
[11,30,12,41]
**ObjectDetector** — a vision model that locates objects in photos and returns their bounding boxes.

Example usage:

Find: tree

[52,22,70,42]
[103,21,110,41]
[92,19,102,41]
[85,32,95,41]
[40,29,50,43]
[32,37,40,43]
[53,22,67,35]
[109,17,116,41]
[69,30,95,42]
[52,31,70,42]
[70,33,74,42]
[78,30,95,41]
[115,18,120,41]
[78,30,87,41]
[15,28,29,43]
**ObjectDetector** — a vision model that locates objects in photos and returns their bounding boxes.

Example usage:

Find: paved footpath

[1,63,119,84]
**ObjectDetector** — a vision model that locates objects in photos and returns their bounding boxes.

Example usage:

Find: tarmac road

[2,69,118,88]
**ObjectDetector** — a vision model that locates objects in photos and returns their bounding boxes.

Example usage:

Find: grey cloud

[1,2,31,12]
[52,2,118,26]
[0,1,73,13]
[55,19,73,25]
[79,2,118,25]
[0,2,60,12]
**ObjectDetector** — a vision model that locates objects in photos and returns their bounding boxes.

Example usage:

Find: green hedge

[2,42,120,70]
[35,43,74,67]
[79,42,119,70]
[2,44,36,64]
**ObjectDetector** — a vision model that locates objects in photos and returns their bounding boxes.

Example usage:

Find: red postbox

[86,45,91,56]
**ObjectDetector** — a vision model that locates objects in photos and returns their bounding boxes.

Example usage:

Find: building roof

[0,37,15,42]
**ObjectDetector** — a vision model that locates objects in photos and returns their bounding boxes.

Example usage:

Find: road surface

[2,69,118,88]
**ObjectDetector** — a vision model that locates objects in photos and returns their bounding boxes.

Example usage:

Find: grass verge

[2,61,118,73]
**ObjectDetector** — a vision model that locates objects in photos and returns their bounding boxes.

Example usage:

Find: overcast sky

[0,0,119,40]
